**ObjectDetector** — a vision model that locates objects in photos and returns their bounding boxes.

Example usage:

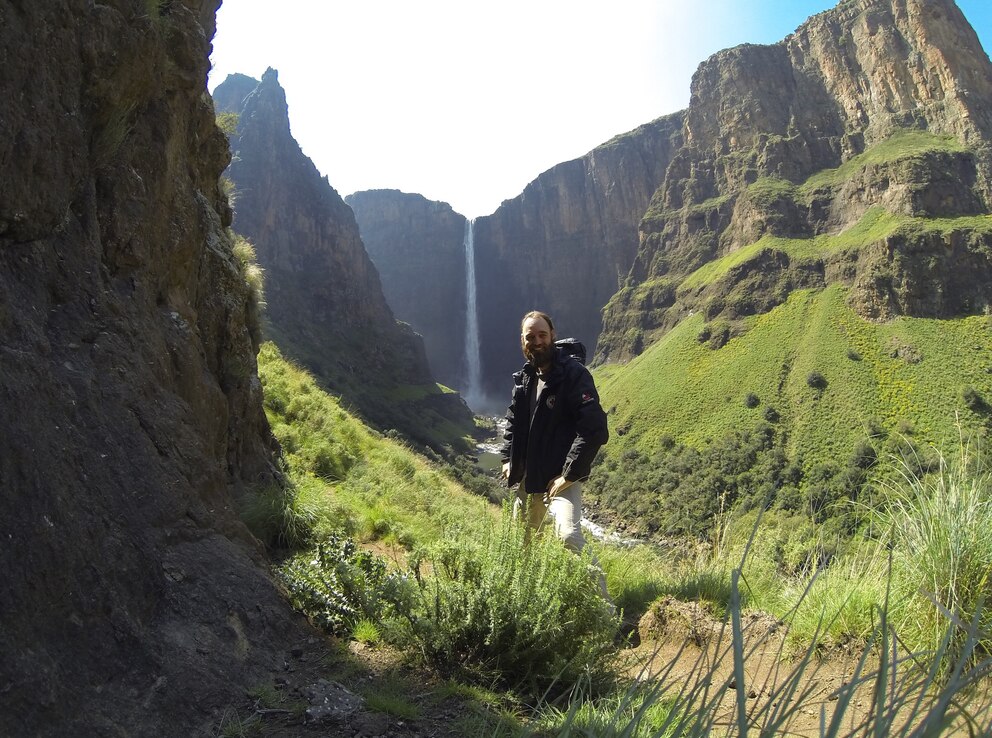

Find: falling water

[464,218,482,407]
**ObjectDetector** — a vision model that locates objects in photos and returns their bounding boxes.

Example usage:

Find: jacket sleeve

[499,386,518,462]
[499,401,514,463]
[561,365,609,482]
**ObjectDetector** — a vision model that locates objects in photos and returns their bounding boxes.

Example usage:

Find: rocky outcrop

[471,113,685,402]
[598,0,992,362]
[214,71,475,450]
[346,190,468,391]
[0,2,312,734]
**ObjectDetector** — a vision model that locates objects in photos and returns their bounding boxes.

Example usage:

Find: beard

[524,344,552,368]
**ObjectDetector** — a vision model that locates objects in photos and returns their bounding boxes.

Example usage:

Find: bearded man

[500,311,610,591]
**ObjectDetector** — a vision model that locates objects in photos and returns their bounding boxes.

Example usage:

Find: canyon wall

[472,113,685,401]
[597,0,992,361]
[0,2,312,734]
[215,71,475,449]
[347,189,468,391]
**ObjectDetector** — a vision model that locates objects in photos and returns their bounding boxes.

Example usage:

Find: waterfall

[464,218,482,408]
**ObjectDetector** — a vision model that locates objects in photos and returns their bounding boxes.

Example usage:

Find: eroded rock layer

[597,0,992,362]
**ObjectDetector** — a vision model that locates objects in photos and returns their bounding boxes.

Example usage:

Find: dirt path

[624,621,872,736]
[623,598,992,737]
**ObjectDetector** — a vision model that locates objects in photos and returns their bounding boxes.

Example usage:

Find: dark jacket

[500,347,609,494]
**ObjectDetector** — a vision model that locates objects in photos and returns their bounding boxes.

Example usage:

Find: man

[500,310,609,571]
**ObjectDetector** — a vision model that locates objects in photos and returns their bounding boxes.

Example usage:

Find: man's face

[521,316,555,369]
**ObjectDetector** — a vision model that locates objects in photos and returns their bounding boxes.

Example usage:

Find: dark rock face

[597,0,992,362]
[472,113,685,401]
[215,71,474,449]
[0,2,311,734]
[346,190,468,391]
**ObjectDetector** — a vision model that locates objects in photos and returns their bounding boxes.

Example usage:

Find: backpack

[555,338,587,365]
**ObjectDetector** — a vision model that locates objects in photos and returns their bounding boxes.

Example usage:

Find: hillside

[598,0,992,363]
[591,283,992,533]
[580,0,992,536]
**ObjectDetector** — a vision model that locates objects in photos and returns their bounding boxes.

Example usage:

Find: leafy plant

[806,369,828,391]
[238,480,317,550]
[93,101,137,168]
[351,618,382,645]
[276,530,404,636]
[390,508,618,697]
[216,111,240,137]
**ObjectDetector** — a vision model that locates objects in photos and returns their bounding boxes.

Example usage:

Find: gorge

[4,0,992,733]
[351,0,992,422]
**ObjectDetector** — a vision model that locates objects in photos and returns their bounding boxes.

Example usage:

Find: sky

[209,1,992,219]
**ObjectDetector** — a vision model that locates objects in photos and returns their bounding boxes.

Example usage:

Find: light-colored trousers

[512,482,610,600]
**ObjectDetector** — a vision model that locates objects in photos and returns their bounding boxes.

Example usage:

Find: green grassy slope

[594,129,992,531]
[251,342,494,549]
[597,285,992,471]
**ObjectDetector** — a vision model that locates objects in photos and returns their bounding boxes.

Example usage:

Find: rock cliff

[470,113,685,401]
[214,71,475,450]
[0,1,312,734]
[597,0,992,362]
[346,190,468,392]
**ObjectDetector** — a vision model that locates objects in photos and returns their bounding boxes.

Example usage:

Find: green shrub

[962,384,988,412]
[389,508,618,696]
[586,423,793,538]
[806,370,828,391]
[351,618,382,645]
[143,0,167,18]
[230,232,264,343]
[216,111,240,137]
[276,531,403,637]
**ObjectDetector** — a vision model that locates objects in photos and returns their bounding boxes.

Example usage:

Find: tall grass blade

[730,568,748,736]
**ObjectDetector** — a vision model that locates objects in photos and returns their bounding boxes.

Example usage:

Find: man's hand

[501,462,510,480]
[544,476,572,503]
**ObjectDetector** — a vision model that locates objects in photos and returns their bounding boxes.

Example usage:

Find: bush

[587,424,790,538]
[216,111,240,137]
[744,392,760,408]
[806,370,828,391]
[389,509,618,696]
[962,385,988,412]
[277,531,403,636]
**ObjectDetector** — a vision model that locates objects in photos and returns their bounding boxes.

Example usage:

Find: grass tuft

[873,433,992,662]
